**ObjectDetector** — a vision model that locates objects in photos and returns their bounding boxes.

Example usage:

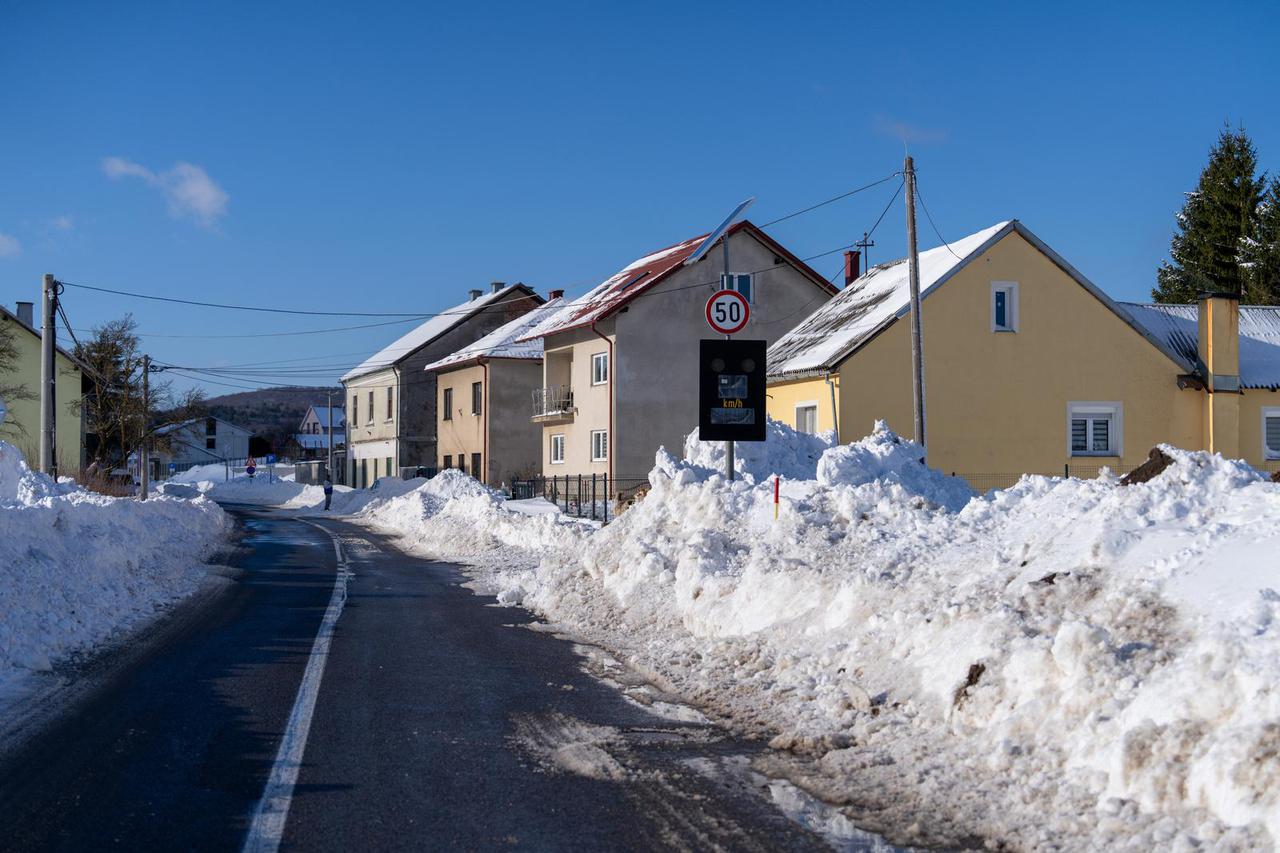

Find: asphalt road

[0,507,894,852]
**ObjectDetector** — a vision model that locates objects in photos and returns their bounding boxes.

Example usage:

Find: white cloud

[50,215,74,232]
[873,115,949,146]
[0,233,20,258]
[102,156,229,227]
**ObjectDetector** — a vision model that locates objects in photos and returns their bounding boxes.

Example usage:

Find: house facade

[292,404,346,460]
[766,220,1280,487]
[425,293,561,488]
[521,221,838,483]
[0,301,86,472]
[150,416,254,479]
[342,282,540,488]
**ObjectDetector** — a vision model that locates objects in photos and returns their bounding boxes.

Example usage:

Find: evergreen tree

[1154,125,1263,302]
[1245,176,1280,304]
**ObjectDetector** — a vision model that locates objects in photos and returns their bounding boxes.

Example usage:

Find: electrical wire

[759,173,900,227]
[915,179,964,261]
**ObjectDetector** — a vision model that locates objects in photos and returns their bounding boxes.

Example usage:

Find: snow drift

[0,442,231,698]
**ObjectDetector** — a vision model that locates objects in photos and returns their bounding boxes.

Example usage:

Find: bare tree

[0,317,36,436]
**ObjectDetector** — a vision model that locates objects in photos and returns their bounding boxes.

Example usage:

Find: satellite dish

[683,197,756,266]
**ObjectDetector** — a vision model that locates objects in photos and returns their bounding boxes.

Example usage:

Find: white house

[148,416,254,479]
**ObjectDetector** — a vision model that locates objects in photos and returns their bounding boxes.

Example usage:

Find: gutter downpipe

[590,322,614,487]
[825,371,840,441]
[395,365,403,479]
[481,359,489,487]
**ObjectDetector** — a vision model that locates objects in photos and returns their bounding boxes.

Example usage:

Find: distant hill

[203,386,342,454]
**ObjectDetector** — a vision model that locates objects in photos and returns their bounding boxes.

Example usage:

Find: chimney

[1197,291,1241,456]
[490,281,505,294]
[548,289,564,300]
[15,301,33,327]
[843,251,861,286]
[469,288,483,301]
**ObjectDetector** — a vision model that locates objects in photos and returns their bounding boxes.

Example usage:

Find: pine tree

[1245,176,1280,304]
[1154,125,1263,302]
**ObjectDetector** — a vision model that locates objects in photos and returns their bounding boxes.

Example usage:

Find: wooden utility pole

[326,390,334,480]
[903,156,926,455]
[39,274,57,477]
[140,354,150,500]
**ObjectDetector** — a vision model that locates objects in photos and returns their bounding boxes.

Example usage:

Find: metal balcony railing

[532,385,574,418]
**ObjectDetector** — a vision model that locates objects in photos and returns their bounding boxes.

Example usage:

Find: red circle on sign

[705,289,750,335]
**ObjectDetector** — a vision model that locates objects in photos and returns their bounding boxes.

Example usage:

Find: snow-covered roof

[423,296,562,372]
[342,285,533,382]
[769,222,1012,377]
[1121,302,1280,388]
[155,416,253,437]
[768,220,1189,379]
[520,221,834,342]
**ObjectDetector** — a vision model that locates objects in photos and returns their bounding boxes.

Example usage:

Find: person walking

[323,475,333,511]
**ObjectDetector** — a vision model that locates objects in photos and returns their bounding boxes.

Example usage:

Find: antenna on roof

[683,197,755,266]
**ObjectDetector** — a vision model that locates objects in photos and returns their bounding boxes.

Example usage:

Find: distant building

[291,403,346,460]
[425,293,562,488]
[148,416,254,480]
[518,221,837,483]
[0,301,87,472]
[342,282,541,487]
[766,219,1280,488]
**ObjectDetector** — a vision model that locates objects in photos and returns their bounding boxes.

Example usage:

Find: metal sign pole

[723,230,734,483]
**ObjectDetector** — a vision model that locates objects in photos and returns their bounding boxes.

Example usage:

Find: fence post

[563,476,568,513]
[591,473,597,520]
[1064,463,1069,479]
[576,474,582,518]
[604,474,609,523]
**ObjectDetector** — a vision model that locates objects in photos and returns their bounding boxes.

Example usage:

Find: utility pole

[903,156,926,455]
[722,230,734,482]
[140,354,150,500]
[855,231,875,275]
[326,390,334,480]
[40,274,58,477]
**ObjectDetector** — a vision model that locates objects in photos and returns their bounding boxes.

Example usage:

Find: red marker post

[774,475,780,521]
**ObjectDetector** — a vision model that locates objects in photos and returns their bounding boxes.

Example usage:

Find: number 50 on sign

[705,289,750,335]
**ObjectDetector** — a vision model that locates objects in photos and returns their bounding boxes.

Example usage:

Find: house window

[591,429,608,462]
[367,391,374,424]
[1264,408,1280,459]
[206,437,216,450]
[991,282,1019,332]
[361,459,368,487]
[723,273,754,304]
[795,403,818,435]
[1068,402,1122,457]
[443,387,453,420]
[206,417,217,436]
[471,381,483,415]
[443,454,452,469]
[386,387,394,421]
[457,454,465,474]
[351,396,358,427]
[550,434,565,464]
[591,352,609,385]
[386,457,393,477]
[471,452,482,480]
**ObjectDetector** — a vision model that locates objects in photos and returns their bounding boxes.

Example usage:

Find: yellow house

[766,220,1280,488]
[0,301,85,472]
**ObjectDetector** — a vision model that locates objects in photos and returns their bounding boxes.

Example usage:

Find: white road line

[242,521,351,853]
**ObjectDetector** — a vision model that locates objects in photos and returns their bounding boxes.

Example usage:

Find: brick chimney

[490,281,505,294]
[15,301,33,327]
[548,289,564,300]
[469,288,483,301]
[1197,291,1241,456]
[843,251,861,286]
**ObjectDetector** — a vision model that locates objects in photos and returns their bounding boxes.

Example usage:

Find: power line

[58,280,437,317]
[864,179,905,249]
[914,179,963,261]
[759,173,901,227]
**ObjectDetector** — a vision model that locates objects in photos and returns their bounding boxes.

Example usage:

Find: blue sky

[1,2,1276,395]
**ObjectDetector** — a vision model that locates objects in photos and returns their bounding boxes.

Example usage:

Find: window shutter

[1266,415,1280,454]
[1071,418,1087,452]
[1091,416,1110,453]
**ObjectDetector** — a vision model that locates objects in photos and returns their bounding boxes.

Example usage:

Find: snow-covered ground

[205,423,1280,848]
[0,442,231,702]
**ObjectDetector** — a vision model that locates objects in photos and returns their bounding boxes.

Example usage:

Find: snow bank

[353,422,1280,848]
[0,442,231,697]
[683,416,835,482]
[197,471,426,516]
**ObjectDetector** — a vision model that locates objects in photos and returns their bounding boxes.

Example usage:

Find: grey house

[341,282,541,487]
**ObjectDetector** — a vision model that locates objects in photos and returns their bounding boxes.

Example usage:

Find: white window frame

[723,272,754,304]
[1067,402,1123,458]
[1263,407,1280,460]
[591,352,609,386]
[590,429,608,462]
[794,401,819,435]
[991,281,1019,333]
[550,433,565,464]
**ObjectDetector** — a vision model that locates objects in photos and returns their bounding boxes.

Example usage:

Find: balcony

[532,385,575,424]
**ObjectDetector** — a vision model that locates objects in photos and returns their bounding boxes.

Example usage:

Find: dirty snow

[0,442,231,700]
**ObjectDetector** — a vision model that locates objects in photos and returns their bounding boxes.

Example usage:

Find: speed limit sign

[705,289,750,335]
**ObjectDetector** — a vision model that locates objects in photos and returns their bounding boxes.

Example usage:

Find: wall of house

[826,231,1203,483]
[1239,390,1280,475]
[436,363,485,476]
[488,359,544,486]
[610,231,835,480]
[766,375,840,434]
[538,324,614,477]
[0,312,83,471]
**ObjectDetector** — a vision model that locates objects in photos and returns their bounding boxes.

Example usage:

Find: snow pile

[682,417,835,482]
[0,441,231,697]
[170,462,230,484]
[196,471,427,516]
[352,422,1280,848]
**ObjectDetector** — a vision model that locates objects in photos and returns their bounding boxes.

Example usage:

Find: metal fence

[531,385,574,418]
[510,474,650,522]
[952,463,1136,493]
